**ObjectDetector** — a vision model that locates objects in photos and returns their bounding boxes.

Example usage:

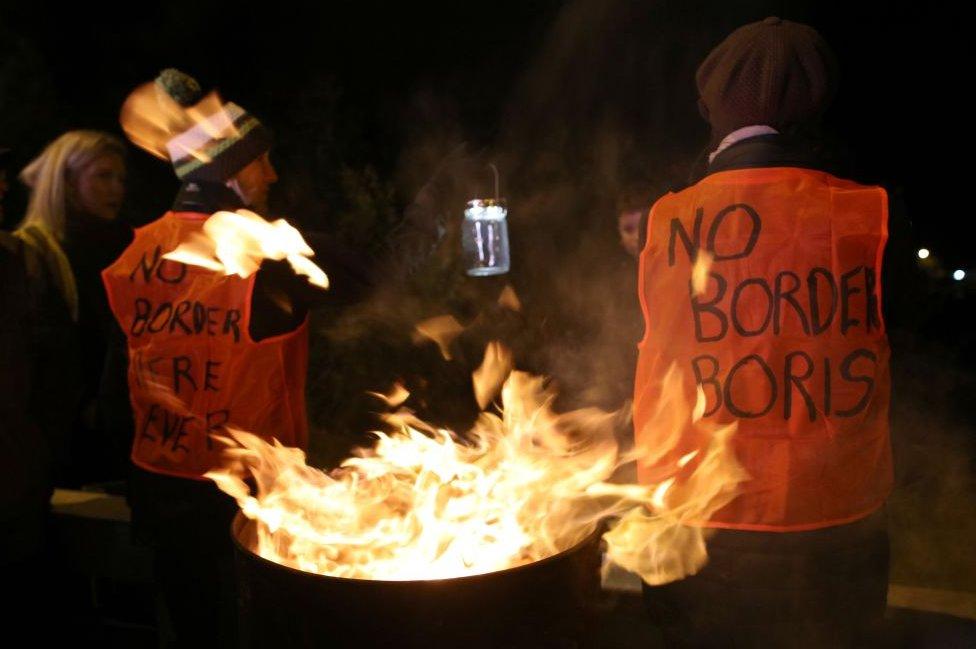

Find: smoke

[887,342,976,594]
[301,0,729,464]
[477,0,723,431]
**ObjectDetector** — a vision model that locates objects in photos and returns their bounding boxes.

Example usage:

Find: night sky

[0,0,966,269]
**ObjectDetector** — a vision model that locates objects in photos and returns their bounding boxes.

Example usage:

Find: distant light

[917,248,930,259]
[954,269,966,281]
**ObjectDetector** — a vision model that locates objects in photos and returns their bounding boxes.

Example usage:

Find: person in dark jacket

[636,19,894,648]
[0,148,54,635]
[0,147,10,222]
[14,131,132,488]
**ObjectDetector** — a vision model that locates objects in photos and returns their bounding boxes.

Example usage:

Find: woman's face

[71,152,126,220]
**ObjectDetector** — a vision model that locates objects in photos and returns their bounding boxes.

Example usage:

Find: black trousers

[643,509,890,649]
[129,466,240,649]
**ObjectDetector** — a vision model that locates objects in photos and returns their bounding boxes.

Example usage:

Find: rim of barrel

[231,510,602,586]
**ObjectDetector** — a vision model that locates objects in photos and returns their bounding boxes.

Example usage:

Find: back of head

[695,17,838,142]
[18,130,125,241]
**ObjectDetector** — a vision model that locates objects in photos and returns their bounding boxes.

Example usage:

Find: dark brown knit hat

[695,17,838,141]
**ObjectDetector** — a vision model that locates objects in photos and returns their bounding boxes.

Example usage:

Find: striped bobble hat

[156,69,272,183]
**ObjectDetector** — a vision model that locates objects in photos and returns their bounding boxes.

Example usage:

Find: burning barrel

[212,338,743,648]
[232,513,603,648]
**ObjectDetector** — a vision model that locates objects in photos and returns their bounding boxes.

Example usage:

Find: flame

[120,82,232,162]
[471,341,514,410]
[163,210,329,289]
[413,286,521,361]
[691,250,714,297]
[413,315,465,360]
[606,366,746,584]
[498,284,522,312]
[207,340,746,585]
[368,383,411,409]
[650,478,675,510]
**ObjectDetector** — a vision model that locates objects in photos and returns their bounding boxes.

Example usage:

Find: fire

[412,285,520,361]
[691,250,714,297]
[471,341,513,409]
[207,340,746,585]
[120,81,233,163]
[163,210,329,289]
[497,284,522,311]
[413,315,465,360]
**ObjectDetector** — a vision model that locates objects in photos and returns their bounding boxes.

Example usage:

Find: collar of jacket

[171,181,245,214]
[704,133,836,179]
[708,126,780,164]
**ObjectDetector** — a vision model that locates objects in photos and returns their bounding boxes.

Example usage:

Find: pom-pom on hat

[695,17,838,141]
[122,69,271,184]
[155,68,272,183]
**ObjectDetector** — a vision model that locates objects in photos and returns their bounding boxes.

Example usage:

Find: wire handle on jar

[488,163,500,201]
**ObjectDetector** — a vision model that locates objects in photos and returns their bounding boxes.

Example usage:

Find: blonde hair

[18,130,126,241]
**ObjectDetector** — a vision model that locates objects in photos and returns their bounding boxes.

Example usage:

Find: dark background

[3,0,969,342]
[1,6,971,413]
[0,0,965,260]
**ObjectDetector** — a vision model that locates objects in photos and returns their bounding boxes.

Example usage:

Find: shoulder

[0,229,20,255]
[13,224,61,258]
[11,226,53,276]
[0,227,29,277]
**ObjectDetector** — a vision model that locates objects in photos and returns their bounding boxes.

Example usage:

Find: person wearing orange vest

[102,69,321,648]
[635,19,892,647]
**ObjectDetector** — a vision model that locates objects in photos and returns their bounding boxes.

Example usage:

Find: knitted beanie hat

[695,17,838,141]
[151,69,271,183]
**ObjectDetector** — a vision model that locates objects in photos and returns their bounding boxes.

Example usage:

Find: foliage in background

[333,165,399,258]
[0,31,59,229]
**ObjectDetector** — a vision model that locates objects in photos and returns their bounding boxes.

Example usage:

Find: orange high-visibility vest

[635,167,892,531]
[103,212,308,480]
